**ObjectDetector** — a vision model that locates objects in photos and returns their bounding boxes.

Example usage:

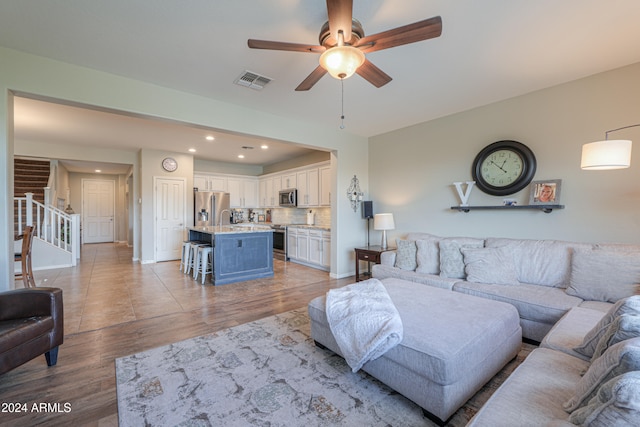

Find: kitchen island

[187,225,273,285]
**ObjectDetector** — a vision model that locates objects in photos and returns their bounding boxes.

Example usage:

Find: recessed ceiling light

[95,169,102,173]
[261,144,269,149]
[238,154,245,159]
[188,148,196,152]
[206,135,215,141]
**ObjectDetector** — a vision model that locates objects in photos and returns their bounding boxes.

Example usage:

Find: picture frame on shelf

[529,179,562,205]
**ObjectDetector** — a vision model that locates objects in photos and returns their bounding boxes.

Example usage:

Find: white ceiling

[3,1,640,171]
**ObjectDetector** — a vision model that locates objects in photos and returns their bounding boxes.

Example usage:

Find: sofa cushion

[541,307,606,361]
[453,281,582,325]
[394,239,417,271]
[439,238,484,279]
[0,317,54,349]
[566,247,640,303]
[485,238,591,288]
[372,264,459,291]
[568,371,640,426]
[564,337,640,413]
[591,314,640,361]
[461,246,519,286]
[415,238,440,274]
[467,348,588,427]
[574,295,640,358]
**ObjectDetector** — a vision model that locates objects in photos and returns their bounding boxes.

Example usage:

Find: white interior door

[155,177,186,262]
[83,179,115,243]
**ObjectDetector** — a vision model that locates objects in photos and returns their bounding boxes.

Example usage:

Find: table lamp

[374,213,395,249]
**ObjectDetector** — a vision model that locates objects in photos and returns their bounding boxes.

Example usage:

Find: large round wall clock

[471,140,536,196]
[162,157,178,172]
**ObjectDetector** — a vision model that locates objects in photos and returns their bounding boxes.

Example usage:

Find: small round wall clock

[162,157,178,172]
[471,140,536,196]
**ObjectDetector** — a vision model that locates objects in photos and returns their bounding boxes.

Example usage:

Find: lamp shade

[581,139,632,170]
[374,213,395,231]
[319,46,365,80]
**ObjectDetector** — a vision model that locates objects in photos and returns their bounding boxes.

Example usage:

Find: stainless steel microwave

[279,189,297,207]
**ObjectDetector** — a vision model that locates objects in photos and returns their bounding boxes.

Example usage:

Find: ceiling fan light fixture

[319,45,365,80]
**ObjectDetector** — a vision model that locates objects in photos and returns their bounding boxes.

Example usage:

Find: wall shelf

[451,205,564,214]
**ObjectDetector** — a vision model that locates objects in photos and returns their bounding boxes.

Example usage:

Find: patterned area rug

[116,309,534,426]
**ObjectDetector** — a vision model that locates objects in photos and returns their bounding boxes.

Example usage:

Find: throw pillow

[566,248,640,303]
[415,238,440,274]
[574,295,640,358]
[563,337,640,413]
[569,371,640,425]
[439,239,484,279]
[591,314,640,361]
[394,239,417,271]
[461,246,519,285]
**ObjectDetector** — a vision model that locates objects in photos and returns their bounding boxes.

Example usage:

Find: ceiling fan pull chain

[340,78,345,129]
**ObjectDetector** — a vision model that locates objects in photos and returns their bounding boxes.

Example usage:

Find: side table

[354,245,395,282]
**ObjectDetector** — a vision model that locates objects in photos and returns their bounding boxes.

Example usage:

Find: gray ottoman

[308,277,522,425]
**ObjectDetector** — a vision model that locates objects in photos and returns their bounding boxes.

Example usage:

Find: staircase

[14,158,50,235]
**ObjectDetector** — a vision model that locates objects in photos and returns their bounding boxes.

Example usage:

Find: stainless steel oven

[271,224,287,260]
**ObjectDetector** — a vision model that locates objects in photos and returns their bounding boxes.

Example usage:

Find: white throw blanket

[325,278,403,372]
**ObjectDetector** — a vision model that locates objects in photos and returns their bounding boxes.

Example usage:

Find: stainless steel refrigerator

[194,191,231,227]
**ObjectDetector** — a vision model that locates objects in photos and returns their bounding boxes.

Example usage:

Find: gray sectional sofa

[367,232,640,425]
[372,232,640,342]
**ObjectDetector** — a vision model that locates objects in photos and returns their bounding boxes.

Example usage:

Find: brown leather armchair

[0,287,64,375]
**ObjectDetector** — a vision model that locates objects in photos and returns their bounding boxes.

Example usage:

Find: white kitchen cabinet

[308,229,323,265]
[281,173,297,190]
[259,177,271,207]
[288,226,330,271]
[319,166,331,206]
[296,168,319,207]
[287,227,298,259]
[321,230,331,268]
[194,174,227,192]
[225,176,258,208]
[295,227,309,262]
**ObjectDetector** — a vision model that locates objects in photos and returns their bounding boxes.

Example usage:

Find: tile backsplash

[235,207,331,228]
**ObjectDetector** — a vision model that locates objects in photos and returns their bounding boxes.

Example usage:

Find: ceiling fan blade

[356,59,392,88]
[248,39,325,53]
[326,0,353,43]
[295,66,328,91]
[356,16,442,53]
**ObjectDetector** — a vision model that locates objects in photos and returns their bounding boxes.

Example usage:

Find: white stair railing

[14,192,80,265]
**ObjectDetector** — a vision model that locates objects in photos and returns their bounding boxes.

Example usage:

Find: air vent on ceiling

[234,70,273,90]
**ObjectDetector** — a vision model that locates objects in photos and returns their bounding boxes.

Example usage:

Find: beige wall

[194,158,263,176]
[369,62,640,245]
[139,149,195,264]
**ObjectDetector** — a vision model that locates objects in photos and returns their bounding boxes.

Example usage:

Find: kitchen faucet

[219,209,231,228]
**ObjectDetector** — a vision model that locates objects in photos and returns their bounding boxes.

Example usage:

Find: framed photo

[529,179,562,205]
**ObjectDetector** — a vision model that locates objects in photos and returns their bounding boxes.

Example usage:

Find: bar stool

[179,241,191,272]
[184,242,207,275]
[193,245,213,284]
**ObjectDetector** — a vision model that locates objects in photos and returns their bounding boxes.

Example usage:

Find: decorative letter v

[453,181,476,207]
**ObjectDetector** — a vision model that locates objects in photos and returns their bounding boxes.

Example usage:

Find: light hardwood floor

[1,243,354,426]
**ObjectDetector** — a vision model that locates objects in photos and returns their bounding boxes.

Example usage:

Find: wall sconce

[374,213,395,249]
[346,175,363,212]
[581,124,639,170]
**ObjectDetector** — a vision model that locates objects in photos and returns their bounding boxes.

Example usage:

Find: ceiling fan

[248,0,442,91]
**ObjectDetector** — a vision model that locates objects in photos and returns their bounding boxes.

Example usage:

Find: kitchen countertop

[227,222,331,232]
[284,224,331,231]
[187,225,273,234]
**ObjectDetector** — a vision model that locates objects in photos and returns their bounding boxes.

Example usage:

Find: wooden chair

[15,225,36,288]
